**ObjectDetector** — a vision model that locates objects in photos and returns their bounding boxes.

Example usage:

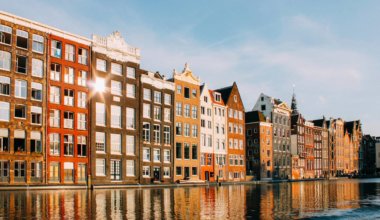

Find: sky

[2,0,380,135]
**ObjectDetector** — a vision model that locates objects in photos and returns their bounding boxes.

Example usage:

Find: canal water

[0,179,379,219]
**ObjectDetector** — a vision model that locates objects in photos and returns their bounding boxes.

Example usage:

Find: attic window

[204,96,208,103]
[215,94,221,102]
[261,97,264,101]
[261,105,266,111]
[234,95,237,102]
[192,89,197,98]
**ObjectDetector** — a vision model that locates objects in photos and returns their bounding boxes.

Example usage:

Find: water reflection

[0,179,379,219]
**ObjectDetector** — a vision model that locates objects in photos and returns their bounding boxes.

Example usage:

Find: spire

[291,84,299,115]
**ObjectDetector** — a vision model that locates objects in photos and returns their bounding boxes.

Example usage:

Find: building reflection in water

[0,180,369,219]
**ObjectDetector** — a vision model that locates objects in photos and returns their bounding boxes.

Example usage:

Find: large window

[111,63,122,75]
[14,161,26,182]
[184,87,190,98]
[14,130,26,152]
[49,133,60,156]
[184,143,190,159]
[64,89,74,106]
[51,40,62,58]
[153,106,161,121]
[143,88,151,101]
[126,160,135,177]
[78,164,86,182]
[16,30,28,49]
[154,91,161,104]
[31,106,42,125]
[111,105,121,128]
[192,125,198,138]
[63,111,74,129]
[64,67,74,84]
[31,82,42,101]
[96,59,106,71]
[32,34,44,54]
[164,94,171,105]
[96,132,105,153]
[110,160,121,180]
[192,145,198,159]
[96,102,105,126]
[163,167,170,178]
[143,103,151,119]
[126,135,135,155]
[164,126,170,145]
[126,107,135,129]
[50,86,60,104]
[32,59,43,77]
[50,63,61,81]
[192,106,198,119]
[78,48,88,65]
[96,159,106,176]
[164,150,171,163]
[142,166,150,178]
[0,25,12,45]
[0,129,9,152]
[111,134,121,154]
[0,76,9,96]
[30,131,42,153]
[143,123,150,142]
[77,136,87,157]
[65,44,75,62]
[15,79,27,99]
[175,122,182,135]
[0,160,9,182]
[153,149,161,162]
[77,113,87,130]
[176,143,182,159]
[153,125,160,144]
[126,83,135,98]
[49,109,60,127]
[14,105,26,119]
[143,148,150,162]
[0,51,11,71]
[64,135,74,156]
[176,102,182,116]
[78,71,87,87]
[184,123,190,137]
[164,108,171,122]
[49,163,60,182]
[16,55,27,74]
[0,102,10,122]
[126,67,135,78]
[184,104,190,117]
[77,91,87,108]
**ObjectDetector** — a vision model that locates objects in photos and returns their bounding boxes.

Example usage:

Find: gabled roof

[291,114,301,126]
[245,111,267,123]
[312,119,325,127]
[215,84,234,104]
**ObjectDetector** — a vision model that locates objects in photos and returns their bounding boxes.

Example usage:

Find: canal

[0,179,379,219]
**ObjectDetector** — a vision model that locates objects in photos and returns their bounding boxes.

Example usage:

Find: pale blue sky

[3,1,380,135]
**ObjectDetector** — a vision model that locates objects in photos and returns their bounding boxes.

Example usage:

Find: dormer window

[215,94,221,102]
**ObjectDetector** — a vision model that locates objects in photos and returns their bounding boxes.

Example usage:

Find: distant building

[312,118,329,178]
[360,135,376,175]
[375,137,380,175]
[245,111,273,180]
[253,93,292,179]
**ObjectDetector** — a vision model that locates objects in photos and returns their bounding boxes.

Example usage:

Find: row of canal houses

[0,11,246,186]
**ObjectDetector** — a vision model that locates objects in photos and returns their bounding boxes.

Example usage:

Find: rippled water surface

[0,179,380,219]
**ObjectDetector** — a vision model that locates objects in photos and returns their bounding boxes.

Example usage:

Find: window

[126,107,135,129]
[51,40,62,58]
[63,111,74,129]
[261,105,266,111]
[164,150,171,163]
[50,63,61,81]
[96,59,106,71]
[0,76,9,95]
[126,83,136,98]
[177,85,182,94]
[143,123,150,142]
[111,105,121,128]
[0,51,11,71]
[96,159,106,176]
[176,123,182,135]
[164,126,170,145]
[78,48,88,65]
[78,71,87,87]
[142,166,150,177]
[0,160,9,181]
[32,59,43,77]
[176,167,182,175]
[96,132,105,153]
[143,103,151,118]
[215,93,221,102]
[164,94,172,105]
[184,87,190,98]
[78,92,87,108]
[184,124,190,137]
[0,129,9,152]
[64,89,74,106]
[176,102,182,116]
[64,67,74,84]
[111,134,121,154]
[184,104,190,117]
[49,163,60,182]
[14,161,26,182]
[153,125,160,144]
[184,143,190,159]
[111,62,122,75]
[14,105,26,119]
[78,163,86,182]
[192,106,197,119]
[110,160,121,180]
[16,30,28,49]
[77,113,87,130]
[49,133,60,156]
[65,44,75,61]
[16,55,27,74]
[153,149,161,162]
[111,80,122,96]
[192,89,197,97]
[64,135,74,156]
[31,82,42,101]
[192,125,198,138]
[143,148,150,162]
[154,91,161,104]
[0,25,12,45]
[77,136,87,157]
[126,135,135,155]
[127,67,135,78]
[164,108,171,122]
[192,145,198,159]
[31,106,42,125]
[163,167,170,178]
[49,109,60,127]
[30,162,42,180]
[50,86,62,104]
[126,160,135,177]
[192,167,198,176]
[176,143,182,159]
[154,106,161,121]
[14,130,26,152]
[143,88,151,101]
[96,102,105,126]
